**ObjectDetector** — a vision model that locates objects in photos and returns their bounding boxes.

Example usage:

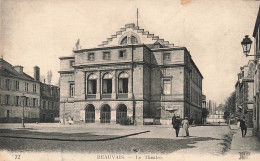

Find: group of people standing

[172,115,190,137]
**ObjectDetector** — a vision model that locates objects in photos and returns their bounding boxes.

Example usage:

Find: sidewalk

[229,126,260,155]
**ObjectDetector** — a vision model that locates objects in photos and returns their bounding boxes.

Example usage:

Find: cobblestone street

[0,123,231,155]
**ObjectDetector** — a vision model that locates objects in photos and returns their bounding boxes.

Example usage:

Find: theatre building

[59,23,203,125]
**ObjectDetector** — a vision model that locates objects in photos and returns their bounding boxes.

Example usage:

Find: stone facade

[235,60,255,128]
[252,6,260,138]
[59,23,203,125]
[0,58,60,123]
[0,59,40,123]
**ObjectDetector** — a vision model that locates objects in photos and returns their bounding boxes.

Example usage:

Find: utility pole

[137,8,139,27]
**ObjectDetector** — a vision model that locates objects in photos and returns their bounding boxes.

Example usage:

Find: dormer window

[119,50,126,59]
[88,53,95,61]
[103,52,110,60]
[164,53,171,61]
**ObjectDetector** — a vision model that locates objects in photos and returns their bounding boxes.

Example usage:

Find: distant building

[0,58,59,123]
[59,23,203,125]
[206,100,217,115]
[235,60,254,128]
[206,105,225,123]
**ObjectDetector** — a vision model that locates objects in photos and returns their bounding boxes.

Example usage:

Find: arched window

[102,73,113,94]
[120,37,127,45]
[118,72,128,93]
[131,36,138,44]
[87,74,97,94]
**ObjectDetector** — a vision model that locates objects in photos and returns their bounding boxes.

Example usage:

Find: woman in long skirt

[182,117,189,137]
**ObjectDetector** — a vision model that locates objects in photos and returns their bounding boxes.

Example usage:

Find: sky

[1,0,260,105]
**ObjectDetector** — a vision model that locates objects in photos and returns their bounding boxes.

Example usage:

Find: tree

[201,108,209,124]
[223,91,236,121]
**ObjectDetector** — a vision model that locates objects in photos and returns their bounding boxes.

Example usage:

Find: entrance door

[6,110,10,118]
[116,104,127,124]
[42,114,46,122]
[100,104,111,123]
[85,104,95,123]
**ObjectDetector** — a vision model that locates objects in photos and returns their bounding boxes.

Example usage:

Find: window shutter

[13,80,16,90]
[9,80,12,91]
[36,98,38,107]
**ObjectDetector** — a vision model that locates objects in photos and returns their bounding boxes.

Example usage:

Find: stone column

[111,109,116,124]
[112,70,117,99]
[96,71,101,99]
[95,109,100,123]
[128,69,133,98]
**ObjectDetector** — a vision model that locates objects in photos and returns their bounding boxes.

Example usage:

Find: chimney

[34,66,40,81]
[13,66,24,73]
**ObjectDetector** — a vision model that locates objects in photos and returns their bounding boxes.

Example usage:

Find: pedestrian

[240,116,247,137]
[172,115,181,137]
[182,117,189,137]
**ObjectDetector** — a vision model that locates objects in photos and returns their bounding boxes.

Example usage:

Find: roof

[0,58,36,82]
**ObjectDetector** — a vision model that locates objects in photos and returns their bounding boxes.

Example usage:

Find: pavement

[228,125,260,156]
[0,123,232,155]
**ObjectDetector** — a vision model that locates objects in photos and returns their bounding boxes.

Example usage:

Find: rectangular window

[163,79,171,95]
[43,101,46,109]
[5,95,10,105]
[15,81,19,91]
[16,96,19,106]
[163,53,171,61]
[5,79,10,91]
[103,52,110,60]
[25,82,29,91]
[119,50,126,59]
[33,84,36,93]
[87,80,97,94]
[102,79,112,94]
[33,98,36,107]
[25,97,29,106]
[51,102,54,110]
[70,61,75,67]
[118,78,128,93]
[88,53,95,61]
[70,83,75,97]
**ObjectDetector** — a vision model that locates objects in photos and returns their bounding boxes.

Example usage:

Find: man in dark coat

[172,115,181,137]
[240,116,247,137]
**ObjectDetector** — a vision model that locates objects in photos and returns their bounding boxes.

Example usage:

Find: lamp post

[21,95,26,128]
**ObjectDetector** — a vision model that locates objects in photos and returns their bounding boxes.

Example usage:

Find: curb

[0,130,150,142]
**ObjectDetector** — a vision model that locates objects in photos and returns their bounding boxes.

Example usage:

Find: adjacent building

[252,6,260,138]
[40,82,60,122]
[0,58,59,123]
[59,23,203,125]
[235,60,255,128]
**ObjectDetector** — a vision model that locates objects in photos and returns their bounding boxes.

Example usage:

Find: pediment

[98,23,173,48]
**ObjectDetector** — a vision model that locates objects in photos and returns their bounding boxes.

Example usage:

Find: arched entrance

[116,104,127,124]
[85,104,95,123]
[100,104,111,123]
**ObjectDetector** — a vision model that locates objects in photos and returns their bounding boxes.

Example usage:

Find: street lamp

[21,95,26,128]
[241,35,253,56]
